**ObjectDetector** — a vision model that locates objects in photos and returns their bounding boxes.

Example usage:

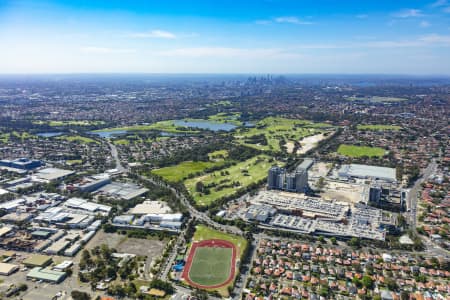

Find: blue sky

[1,0,450,74]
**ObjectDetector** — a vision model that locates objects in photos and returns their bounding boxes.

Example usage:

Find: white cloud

[274,16,314,25]
[80,47,136,54]
[420,21,431,27]
[356,14,369,19]
[393,9,424,18]
[130,30,176,39]
[431,0,447,7]
[443,6,450,12]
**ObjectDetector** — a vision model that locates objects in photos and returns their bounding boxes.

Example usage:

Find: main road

[406,159,437,231]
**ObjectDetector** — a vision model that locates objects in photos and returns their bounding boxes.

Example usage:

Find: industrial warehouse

[113,200,183,232]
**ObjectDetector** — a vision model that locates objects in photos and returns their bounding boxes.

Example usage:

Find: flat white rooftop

[338,164,396,182]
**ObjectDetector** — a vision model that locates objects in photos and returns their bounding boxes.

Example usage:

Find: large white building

[338,164,397,183]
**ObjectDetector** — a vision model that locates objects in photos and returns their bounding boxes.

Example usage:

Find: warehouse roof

[338,164,396,182]
[0,263,18,275]
[34,168,75,182]
[0,226,13,237]
[27,267,66,283]
[129,200,171,215]
[23,254,52,267]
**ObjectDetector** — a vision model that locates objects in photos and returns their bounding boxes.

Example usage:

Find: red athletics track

[182,239,237,289]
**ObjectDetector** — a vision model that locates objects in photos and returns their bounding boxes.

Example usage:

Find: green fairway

[152,161,224,182]
[208,150,229,161]
[234,117,331,152]
[94,120,199,134]
[337,144,386,158]
[185,155,275,206]
[0,133,9,143]
[357,124,402,131]
[113,139,130,145]
[206,112,242,125]
[57,135,99,144]
[193,225,247,258]
[188,247,233,286]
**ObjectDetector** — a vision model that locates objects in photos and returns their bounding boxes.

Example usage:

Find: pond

[89,130,128,138]
[173,120,237,131]
[36,132,63,138]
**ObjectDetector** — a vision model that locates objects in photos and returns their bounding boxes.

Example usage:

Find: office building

[0,158,42,171]
[268,166,308,193]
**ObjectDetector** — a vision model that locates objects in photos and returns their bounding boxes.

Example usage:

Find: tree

[330,237,337,245]
[316,177,325,190]
[195,181,204,193]
[191,289,209,300]
[385,277,398,291]
[348,237,360,248]
[71,290,91,300]
[361,275,374,289]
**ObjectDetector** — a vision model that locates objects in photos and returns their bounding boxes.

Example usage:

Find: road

[404,159,449,258]
[406,159,436,230]
[108,141,126,172]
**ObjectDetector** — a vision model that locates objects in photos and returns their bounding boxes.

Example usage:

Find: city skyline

[1,0,450,74]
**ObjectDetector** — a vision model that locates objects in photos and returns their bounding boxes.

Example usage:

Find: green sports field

[188,247,233,286]
[337,144,386,158]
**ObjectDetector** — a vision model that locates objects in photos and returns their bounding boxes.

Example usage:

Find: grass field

[113,139,130,145]
[193,225,246,253]
[234,117,330,152]
[357,124,402,131]
[208,150,229,161]
[66,159,82,165]
[185,155,275,206]
[337,144,386,158]
[0,133,9,143]
[94,120,199,134]
[57,135,99,144]
[346,96,407,103]
[188,247,233,286]
[206,112,242,125]
[186,225,247,295]
[152,161,224,182]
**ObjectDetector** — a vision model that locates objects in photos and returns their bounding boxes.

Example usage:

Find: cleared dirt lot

[297,133,328,154]
[83,230,169,280]
[116,237,167,257]
[320,180,365,204]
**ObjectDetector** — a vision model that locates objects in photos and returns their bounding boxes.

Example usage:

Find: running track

[182,239,237,289]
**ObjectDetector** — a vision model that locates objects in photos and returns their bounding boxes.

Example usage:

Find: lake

[89,130,128,138]
[36,132,63,137]
[173,120,237,131]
